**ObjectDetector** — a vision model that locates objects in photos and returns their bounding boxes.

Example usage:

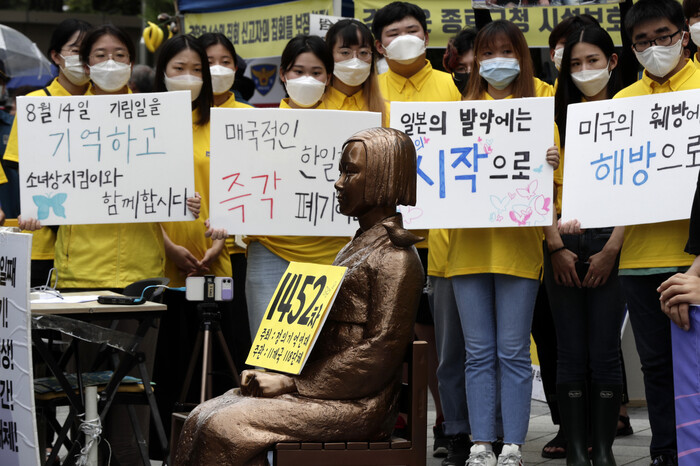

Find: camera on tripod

[185,275,234,302]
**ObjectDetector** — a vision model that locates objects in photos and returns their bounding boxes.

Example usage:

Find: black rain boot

[590,383,622,466]
[557,382,591,466]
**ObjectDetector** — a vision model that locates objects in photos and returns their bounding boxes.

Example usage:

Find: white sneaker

[466,444,497,466]
[497,443,523,465]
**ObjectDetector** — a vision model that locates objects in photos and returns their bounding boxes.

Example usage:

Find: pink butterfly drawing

[516,180,538,200]
[401,205,423,224]
[533,195,551,215]
[510,207,533,226]
[423,137,430,144]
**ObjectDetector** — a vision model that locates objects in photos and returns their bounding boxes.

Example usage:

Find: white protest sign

[561,89,700,228]
[209,108,381,235]
[0,230,39,466]
[390,99,554,229]
[309,13,348,37]
[17,91,195,225]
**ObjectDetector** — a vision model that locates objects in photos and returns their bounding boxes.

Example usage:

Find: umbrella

[0,23,52,79]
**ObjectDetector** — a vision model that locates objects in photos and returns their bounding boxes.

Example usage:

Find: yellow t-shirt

[3,78,78,260]
[445,78,555,280]
[323,85,368,111]
[0,165,6,185]
[380,60,462,248]
[246,97,349,265]
[694,52,700,70]
[613,59,700,269]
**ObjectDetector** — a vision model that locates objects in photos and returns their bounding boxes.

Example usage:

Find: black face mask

[452,72,469,94]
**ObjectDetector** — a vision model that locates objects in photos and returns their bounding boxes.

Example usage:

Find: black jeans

[543,229,625,385]
[619,273,676,458]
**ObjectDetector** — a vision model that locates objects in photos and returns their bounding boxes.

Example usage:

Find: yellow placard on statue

[246,261,347,374]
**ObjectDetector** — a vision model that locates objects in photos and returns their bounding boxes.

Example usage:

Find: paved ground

[424,399,652,466]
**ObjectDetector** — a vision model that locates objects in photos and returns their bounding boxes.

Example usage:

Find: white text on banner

[561,89,700,228]
[390,98,554,229]
[0,230,39,466]
[17,91,196,225]
[209,108,381,236]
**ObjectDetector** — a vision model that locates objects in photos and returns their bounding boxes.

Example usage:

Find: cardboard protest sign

[209,108,381,235]
[246,261,347,374]
[0,230,39,466]
[561,89,700,228]
[390,98,554,229]
[17,91,195,225]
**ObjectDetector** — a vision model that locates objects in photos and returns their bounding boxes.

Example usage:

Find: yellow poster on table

[184,0,333,58]
[246,261,347,374]
[355,0,623,47]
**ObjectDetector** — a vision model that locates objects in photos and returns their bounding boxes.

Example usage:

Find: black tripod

[178,302,241,405]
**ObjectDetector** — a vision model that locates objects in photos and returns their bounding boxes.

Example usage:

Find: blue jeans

[429,275,470,436]
[543,230,625,385]
[619,274,676,458]
[452,273,538,445]
[245,242,290,340]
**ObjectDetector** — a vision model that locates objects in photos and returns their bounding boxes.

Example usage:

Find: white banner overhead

[390,98,555,229]
[209,108,381,236]
[561,89,700,228]
[16,91,196,225]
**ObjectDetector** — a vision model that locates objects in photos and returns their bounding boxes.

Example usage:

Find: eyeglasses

[60,46,80,56]
[89,51,130,63]
[632,30,682,52]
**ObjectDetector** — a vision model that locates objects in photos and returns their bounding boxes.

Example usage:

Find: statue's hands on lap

[240,370,297,398]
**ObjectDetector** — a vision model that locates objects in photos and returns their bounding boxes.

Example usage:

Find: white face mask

[690,22,700,48]
[383,35,426,64]
[210,65,236,95]
[634,34,684,78]
[60,54,90,86]
[333,58,371,87]
[89,59,131,92]
[571,64,611,97]
[553,46,564,71]
[164,73,203,101]
[284,75,326,107]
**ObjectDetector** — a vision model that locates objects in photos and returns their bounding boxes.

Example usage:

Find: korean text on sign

[17,91,195,225]
[561,89,700,228]
[209,108,381,236]
[247,261,347,374]
[390,98,554,229]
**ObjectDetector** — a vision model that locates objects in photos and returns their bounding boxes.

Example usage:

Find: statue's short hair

[343,127,417,207]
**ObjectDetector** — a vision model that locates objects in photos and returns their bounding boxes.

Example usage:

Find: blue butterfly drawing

[33,193,68,220]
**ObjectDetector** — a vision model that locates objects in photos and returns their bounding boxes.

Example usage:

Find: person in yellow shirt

[684,0,700,68]
[4,18,92,286]
[324,19,386,118]
[243,35,348,344]
[614,2,700,465]
[447,20,559,466]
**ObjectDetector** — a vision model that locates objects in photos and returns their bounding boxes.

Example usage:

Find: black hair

[198,33,238,68]
[48,18,92,66]
[625,0,685,39]
[555,26,620,146]
[684,0,700,19]
[443,27,477,73]
[129,64,155,93]
[371,2,427,40]
[280,34,334,83]
[154,35,213,125]
[79,24,135,66]
[548,14,600,50]
[326,19,377,55]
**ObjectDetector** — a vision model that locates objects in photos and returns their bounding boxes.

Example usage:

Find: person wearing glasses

[613,1,700,465]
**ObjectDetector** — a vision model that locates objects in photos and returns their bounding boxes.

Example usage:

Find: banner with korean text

[247,261,346,374]
[561,89,700,228]
[0,230,39,466]
[355,0,623,47]
[185,0,333,58]
[16,91,196,225]
[390,98,554,229]
[209,108,381,235]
